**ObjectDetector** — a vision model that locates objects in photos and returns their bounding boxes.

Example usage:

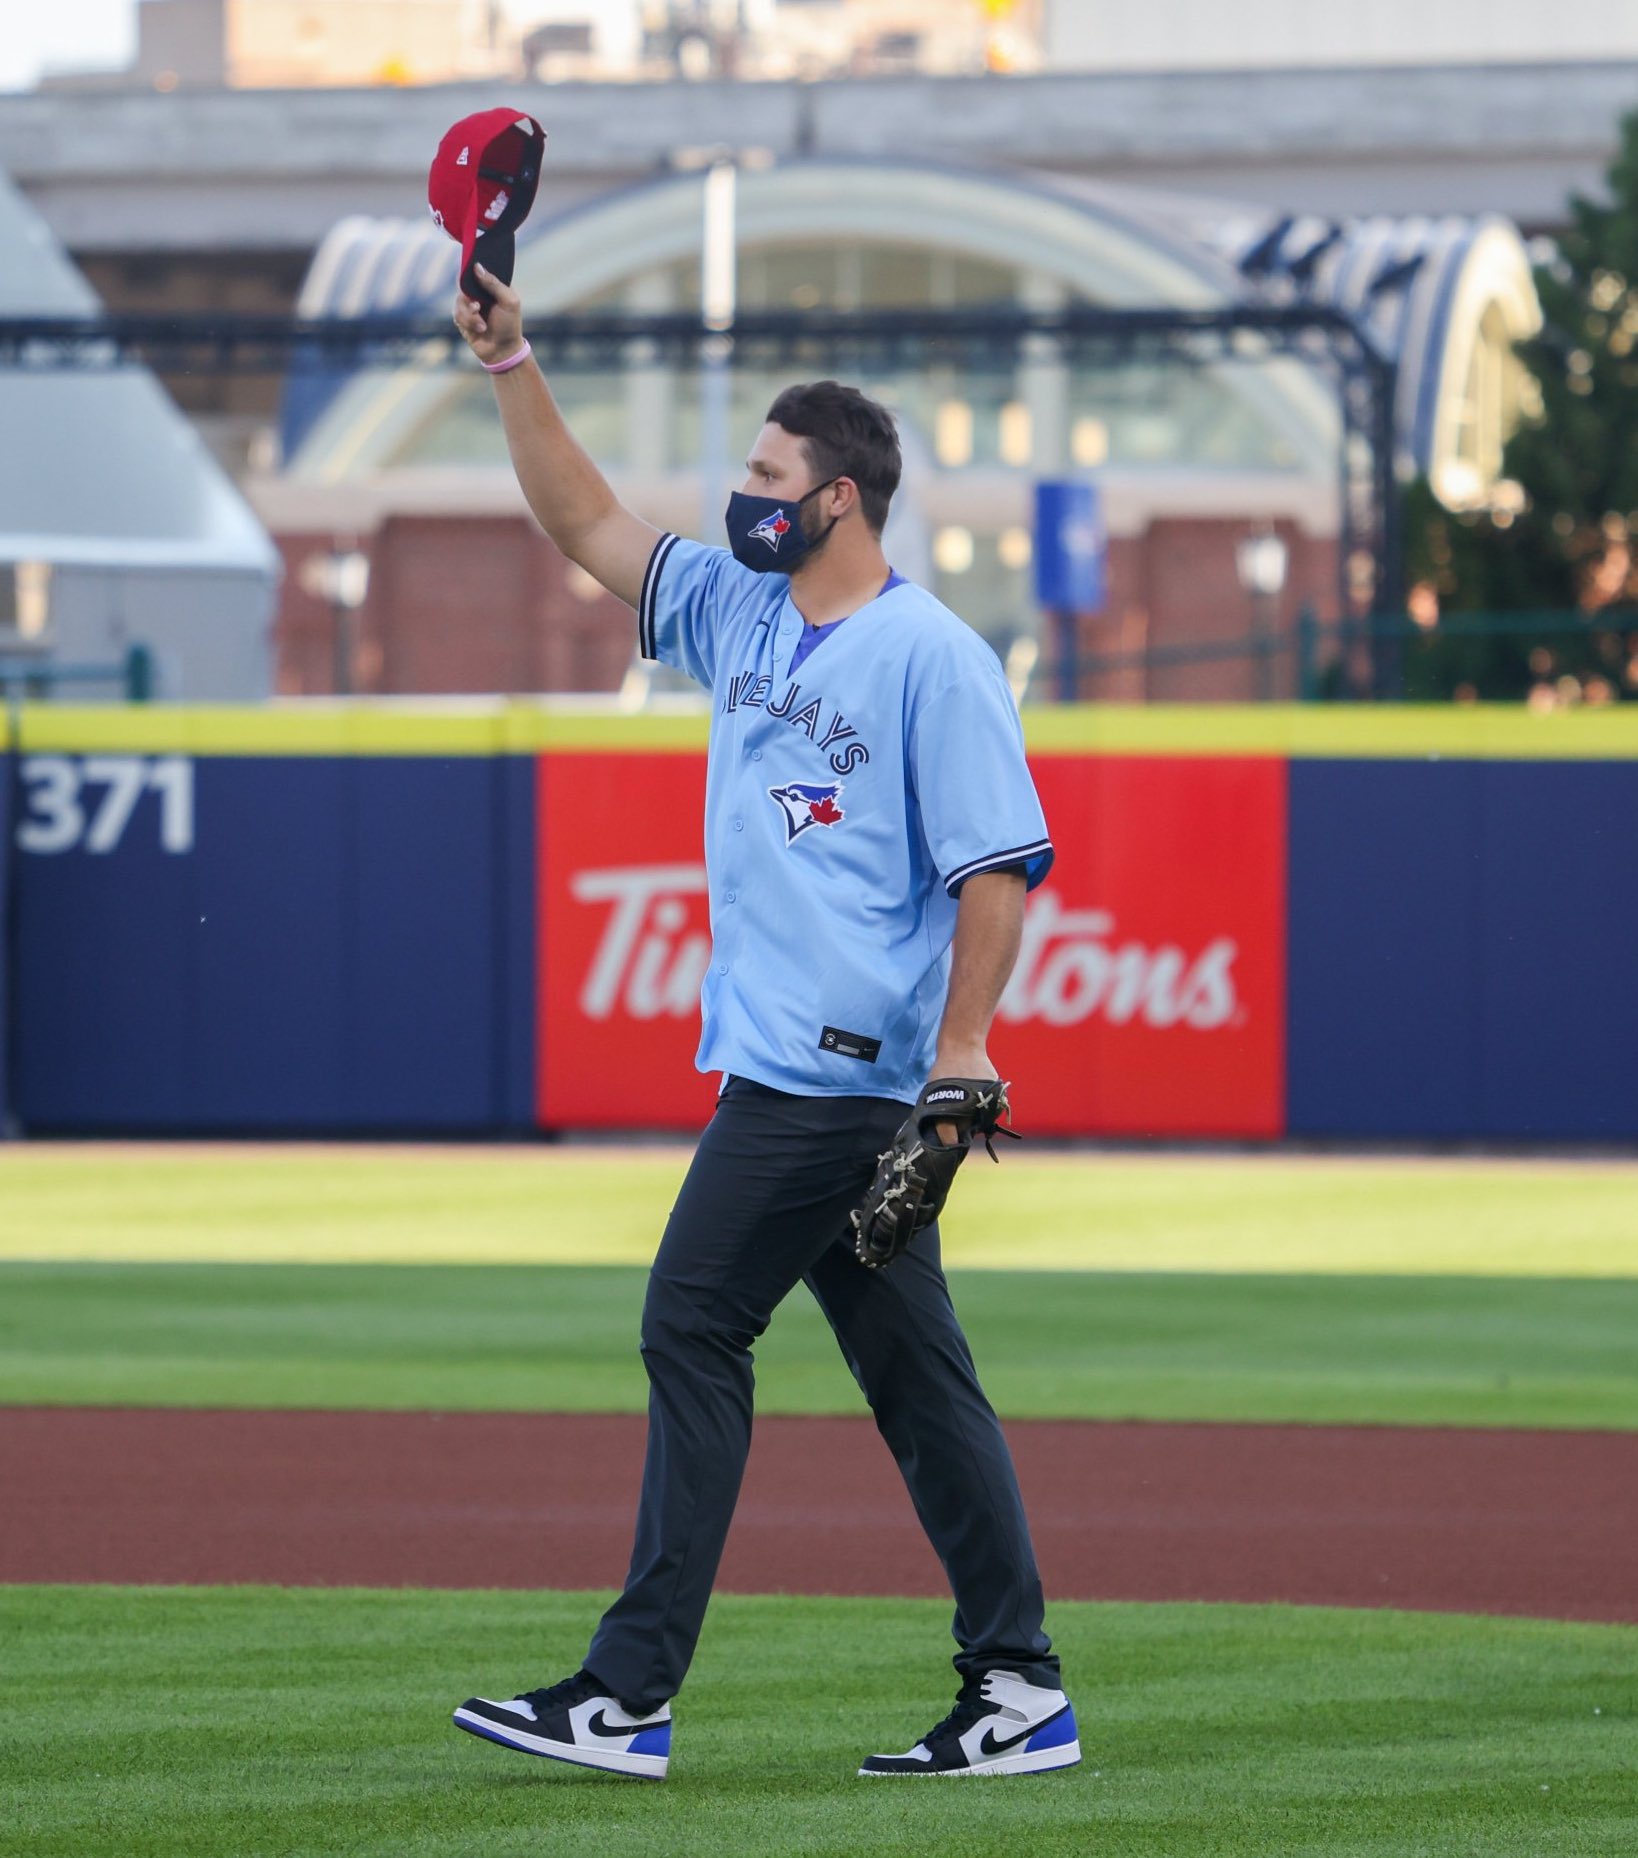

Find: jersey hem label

[819,1025,882,1064]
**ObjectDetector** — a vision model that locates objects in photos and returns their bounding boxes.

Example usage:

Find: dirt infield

[4,1409,1633,1622]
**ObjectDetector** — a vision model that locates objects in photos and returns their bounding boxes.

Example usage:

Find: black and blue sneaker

[858,1669,1080,1777]
[454,1669,672,1780]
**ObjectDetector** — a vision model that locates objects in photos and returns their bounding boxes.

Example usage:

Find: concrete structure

[0,63,1627,256]
[0,170,279,699]
[0,60,1605,481]
[1042,0,1638,72]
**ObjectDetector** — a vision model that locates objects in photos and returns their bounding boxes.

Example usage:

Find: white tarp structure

[0,168,279,698]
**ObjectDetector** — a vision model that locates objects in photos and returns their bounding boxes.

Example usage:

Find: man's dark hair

[765,381,902,534]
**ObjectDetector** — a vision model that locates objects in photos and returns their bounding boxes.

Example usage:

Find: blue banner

[1033,480,1106,613]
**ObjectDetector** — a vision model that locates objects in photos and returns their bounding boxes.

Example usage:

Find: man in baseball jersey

[450,262,1076,1783]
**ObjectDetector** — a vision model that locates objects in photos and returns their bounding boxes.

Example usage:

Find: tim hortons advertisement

[537,753,720,1129]
[993,756,1287,1138]
[538,751,1287,1137]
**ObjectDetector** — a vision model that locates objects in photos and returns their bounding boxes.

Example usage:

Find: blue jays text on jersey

[637,533,1054,1102]
[720,672,871,776]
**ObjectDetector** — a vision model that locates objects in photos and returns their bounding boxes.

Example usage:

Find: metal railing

[0,644,154,704]
[0,300,1403,648]
[1045,608,1637,703]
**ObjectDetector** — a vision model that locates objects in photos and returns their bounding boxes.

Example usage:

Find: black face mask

[724,478,840,573]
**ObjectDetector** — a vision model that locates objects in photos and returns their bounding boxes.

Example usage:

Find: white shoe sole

[452,1707,669,1780]
[858,1739,1081,1778]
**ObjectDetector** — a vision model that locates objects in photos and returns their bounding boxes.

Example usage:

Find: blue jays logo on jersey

[750,509,793,552]
[768,781,845,843]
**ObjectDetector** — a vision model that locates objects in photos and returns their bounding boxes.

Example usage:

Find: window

[0,562,52,644]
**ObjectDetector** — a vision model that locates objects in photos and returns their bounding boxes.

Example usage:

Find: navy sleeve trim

[945,839,1055,897]
[637,531,680,661]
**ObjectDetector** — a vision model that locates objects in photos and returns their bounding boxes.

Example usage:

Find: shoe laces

[515,1669,601,1715]
[920,1677,992,1751]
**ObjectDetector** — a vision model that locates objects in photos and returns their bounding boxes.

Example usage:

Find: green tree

[1402,106,1638,698]
[1507,104,1638,602]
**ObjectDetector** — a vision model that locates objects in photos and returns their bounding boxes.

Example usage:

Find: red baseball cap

[428,108,546,305]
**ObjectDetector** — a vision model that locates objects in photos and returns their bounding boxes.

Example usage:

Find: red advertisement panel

[538,750,1287,1137]
[537,752,718,1129]
[995,756,1287,1137]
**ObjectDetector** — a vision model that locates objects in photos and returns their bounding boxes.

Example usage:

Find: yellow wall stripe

[1020,705,1638,759]
[13,704,712,757]
[13,702,1638,760]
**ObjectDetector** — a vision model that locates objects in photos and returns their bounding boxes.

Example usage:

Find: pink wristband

[482,339,532,375]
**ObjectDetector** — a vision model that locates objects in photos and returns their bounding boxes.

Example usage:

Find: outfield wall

[4,704,1636,1141]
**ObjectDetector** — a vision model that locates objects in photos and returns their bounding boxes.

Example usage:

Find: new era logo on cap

[427,108,546,303]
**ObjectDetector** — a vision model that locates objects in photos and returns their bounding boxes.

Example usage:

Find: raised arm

[453,263,659,611]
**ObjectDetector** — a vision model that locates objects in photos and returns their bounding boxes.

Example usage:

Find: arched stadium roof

[1204,205,1543,487]
[279,158,1540,500]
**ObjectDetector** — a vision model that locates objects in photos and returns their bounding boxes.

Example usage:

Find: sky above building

[1,1,135,91]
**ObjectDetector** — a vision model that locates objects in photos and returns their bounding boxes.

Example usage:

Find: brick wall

[1071,520,1336,703]
[273,516,635,697]
[275,511,1336,700]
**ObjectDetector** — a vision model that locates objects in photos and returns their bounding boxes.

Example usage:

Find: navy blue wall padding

[1287,759,1481,1137]
[1474,762,1638,1137]
[1288,759,1638,1138]
[15,746,1638,1140]
[0,748,12,1136]
[495,754,539,1129]
[12,755,536,1133]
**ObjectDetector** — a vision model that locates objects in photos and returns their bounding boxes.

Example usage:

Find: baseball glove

[850,1077,1019,1269]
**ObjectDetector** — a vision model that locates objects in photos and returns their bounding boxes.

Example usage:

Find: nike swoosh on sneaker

[585,1708,649,1738]
[976,1707,1068,1759]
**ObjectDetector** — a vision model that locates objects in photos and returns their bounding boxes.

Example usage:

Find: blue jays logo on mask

[725,482,838,573]
[749,509,793,552]
[768,781,845,843]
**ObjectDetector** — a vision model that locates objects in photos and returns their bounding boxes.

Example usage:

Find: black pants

[584,1075,1059,1713]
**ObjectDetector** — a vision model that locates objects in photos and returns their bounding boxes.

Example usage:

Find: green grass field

[5,1144,1636,1274]
[6,1143,1636,1854]
[5,1261,1637,1428]
[3,1588,1634,1858]
[5,1144,1636,1427]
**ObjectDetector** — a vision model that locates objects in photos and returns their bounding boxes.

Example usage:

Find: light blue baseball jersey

[638,533,1054,1102]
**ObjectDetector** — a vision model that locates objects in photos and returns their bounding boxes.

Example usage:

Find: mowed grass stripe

[2,1587,1633,1858]
[4,1263,1635,1430]
[3,1144,1637,1276]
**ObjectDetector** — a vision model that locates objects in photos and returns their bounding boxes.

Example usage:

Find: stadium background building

[265,157,1541,702]
[3,18,1635,696]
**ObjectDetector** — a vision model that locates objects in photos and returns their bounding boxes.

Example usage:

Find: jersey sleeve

[637,533,768,690]
[909,661,1055,897]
